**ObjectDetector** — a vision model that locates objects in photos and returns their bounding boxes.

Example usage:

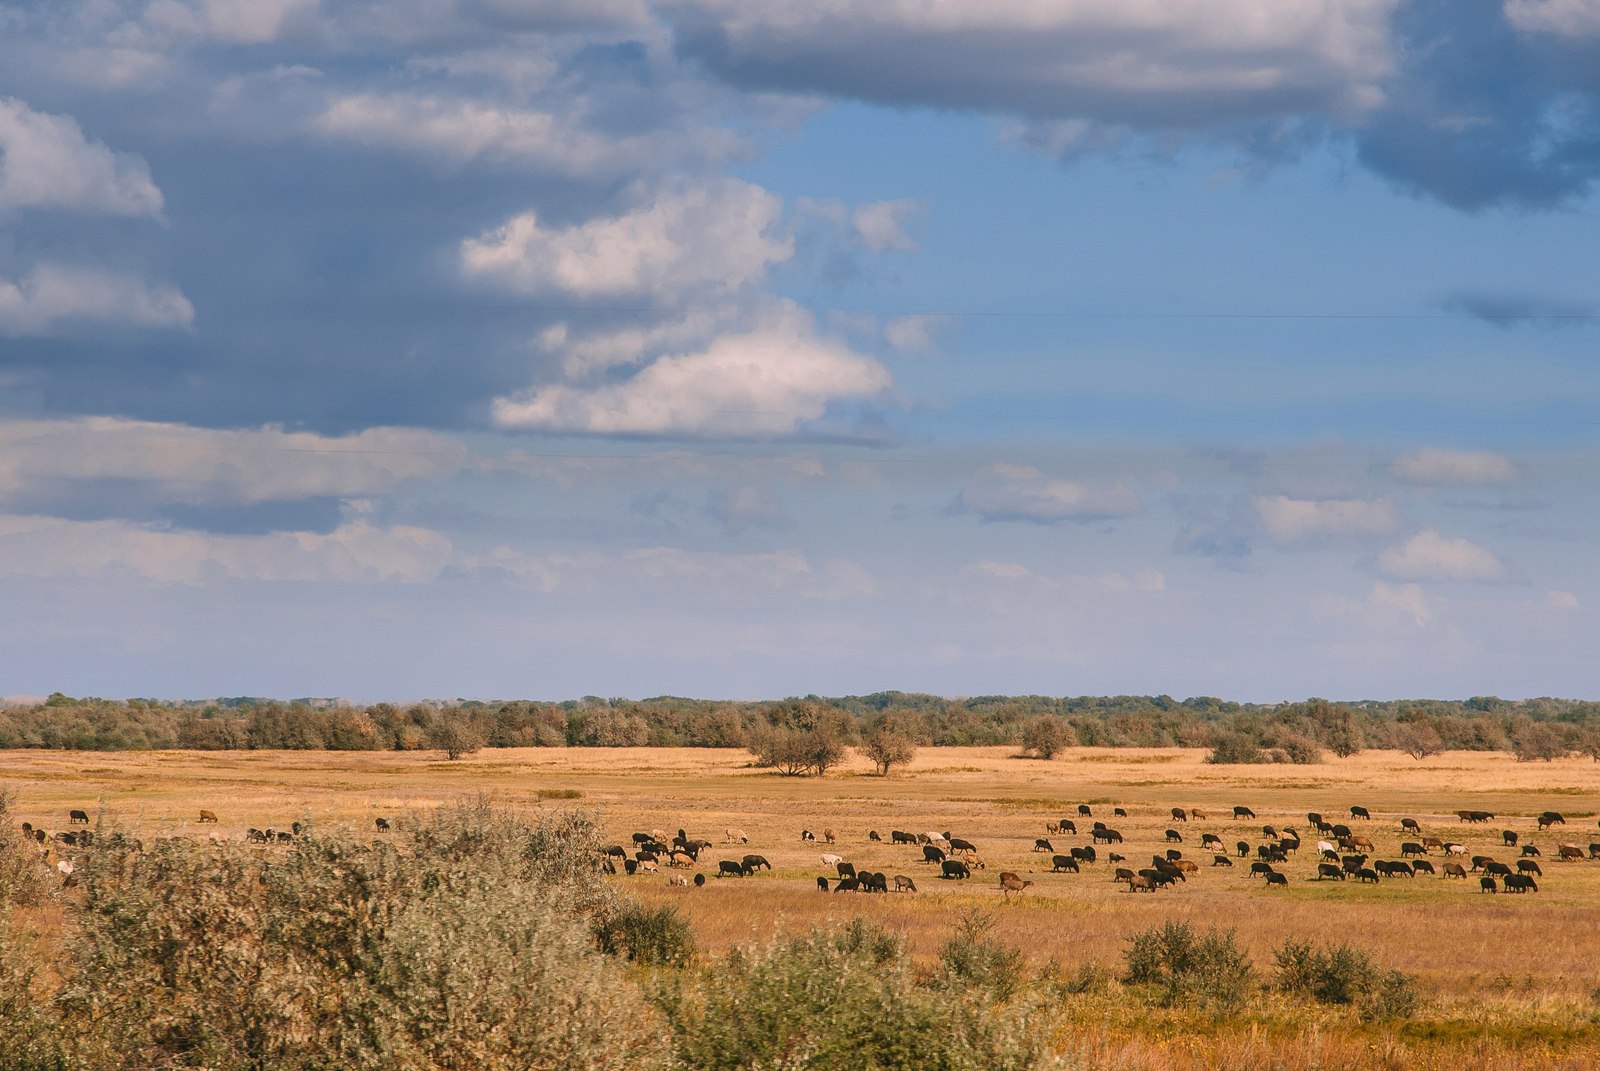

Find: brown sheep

[197,809,218,824]
[893,874,918,893]
[999,872,1033,899]
[1127,874,1154,893]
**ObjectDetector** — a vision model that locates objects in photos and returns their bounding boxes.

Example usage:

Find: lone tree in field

[1021,716,1073,760]
[859,728,917,776]
[749,724,846,776]
[1392,721,1444,761]
[427,717,486,761]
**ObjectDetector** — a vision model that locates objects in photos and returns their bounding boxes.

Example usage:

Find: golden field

[7,744,1600,1068]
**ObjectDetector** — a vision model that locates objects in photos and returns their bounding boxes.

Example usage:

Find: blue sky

[0,0,1595,702]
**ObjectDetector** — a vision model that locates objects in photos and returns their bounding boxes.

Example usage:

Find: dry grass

[8,745,1600,1066]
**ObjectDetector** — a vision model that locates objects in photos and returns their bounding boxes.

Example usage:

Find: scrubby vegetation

[4,692,1600,764]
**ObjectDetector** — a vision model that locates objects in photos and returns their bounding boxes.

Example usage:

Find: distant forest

[2,692,1598,763]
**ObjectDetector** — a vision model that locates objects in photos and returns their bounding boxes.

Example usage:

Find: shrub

[593,901,695,966]
[1020,717,1073,759]
[1273,939,1420,1020]
[937,909,1024,1000]
[0,788,56,908]
[660,922,1051,1071]
[1124,921,1254,1008]
[52,802,656,1070]
[1207,732,1264,765]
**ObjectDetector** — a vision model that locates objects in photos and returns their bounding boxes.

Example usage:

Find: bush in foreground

[1274,939,1420,1020]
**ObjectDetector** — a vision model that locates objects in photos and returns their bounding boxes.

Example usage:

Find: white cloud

[1367,580,1435,626]
[492,315,890,439]
[1545,590,1580,610]
[0,418,468,504]
[1314,580,1436,629]
[1254,494,1399,543]
[142,0,319,45]
[955,464,1141,523]
[0,99,164,216]
[0,264,193,335]
[883,314,947,353]
[0,516,454,584]
[851,198,922,252]
[461,181,791,300]
[1505,0,1600,36]
[1378,529,1507,582]
[965,559,1037,581]
[1392,447,1518,486]
[474,544,829,598]
[314,92,737,176]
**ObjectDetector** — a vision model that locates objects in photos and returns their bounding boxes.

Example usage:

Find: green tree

[859,728,917,776]
[1020,716,1073,759]
[1393,721,1444,761]
[427,717,486,760]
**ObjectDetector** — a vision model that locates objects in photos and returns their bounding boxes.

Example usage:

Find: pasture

[9,744,1600,1067]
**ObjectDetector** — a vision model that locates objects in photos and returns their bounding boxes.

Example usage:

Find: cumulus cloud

[141,0,319,46]
[955,464,1141,524]
[1255,494,1399,543]
[491,318,890,438]
[461,180,791,301]
[882,314,947,353]
[1315,580,1436,629]
[1392,448,1518,486]
[1505,0,1600,36]
[0,264,193,335]
[851,198,922,252]
[0,98,164,216]
[0,515,455,584]
[1378,528,1507,582]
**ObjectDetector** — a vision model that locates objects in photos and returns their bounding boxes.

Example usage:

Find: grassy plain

[7,745,1600,1068]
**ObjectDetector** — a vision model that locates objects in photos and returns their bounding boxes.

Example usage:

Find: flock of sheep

[605,804,1600,899]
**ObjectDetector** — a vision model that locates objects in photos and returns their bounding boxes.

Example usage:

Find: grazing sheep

[999,872,1033,899]
[198,810,218,823]
[817,876,829,891]
[894,874,917,893]
[725,828,748,844]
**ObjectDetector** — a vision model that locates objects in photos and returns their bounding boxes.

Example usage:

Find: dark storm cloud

[1439,290,1596,327]
[663,1,1600,212]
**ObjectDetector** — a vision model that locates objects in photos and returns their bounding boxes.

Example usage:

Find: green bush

[48,802,662,1070]
[0,788,57,909]
[1273,939,1420,1020]
[593,901,695,966]
[1124,921,1254,1008]
[661,922,1052,1071]
[937,909,1024,1000]
[1207,732,1265,765]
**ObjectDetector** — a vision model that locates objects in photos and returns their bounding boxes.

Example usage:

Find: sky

[0,0,1596,703]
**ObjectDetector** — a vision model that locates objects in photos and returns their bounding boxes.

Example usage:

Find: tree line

[1,691,1597,763]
